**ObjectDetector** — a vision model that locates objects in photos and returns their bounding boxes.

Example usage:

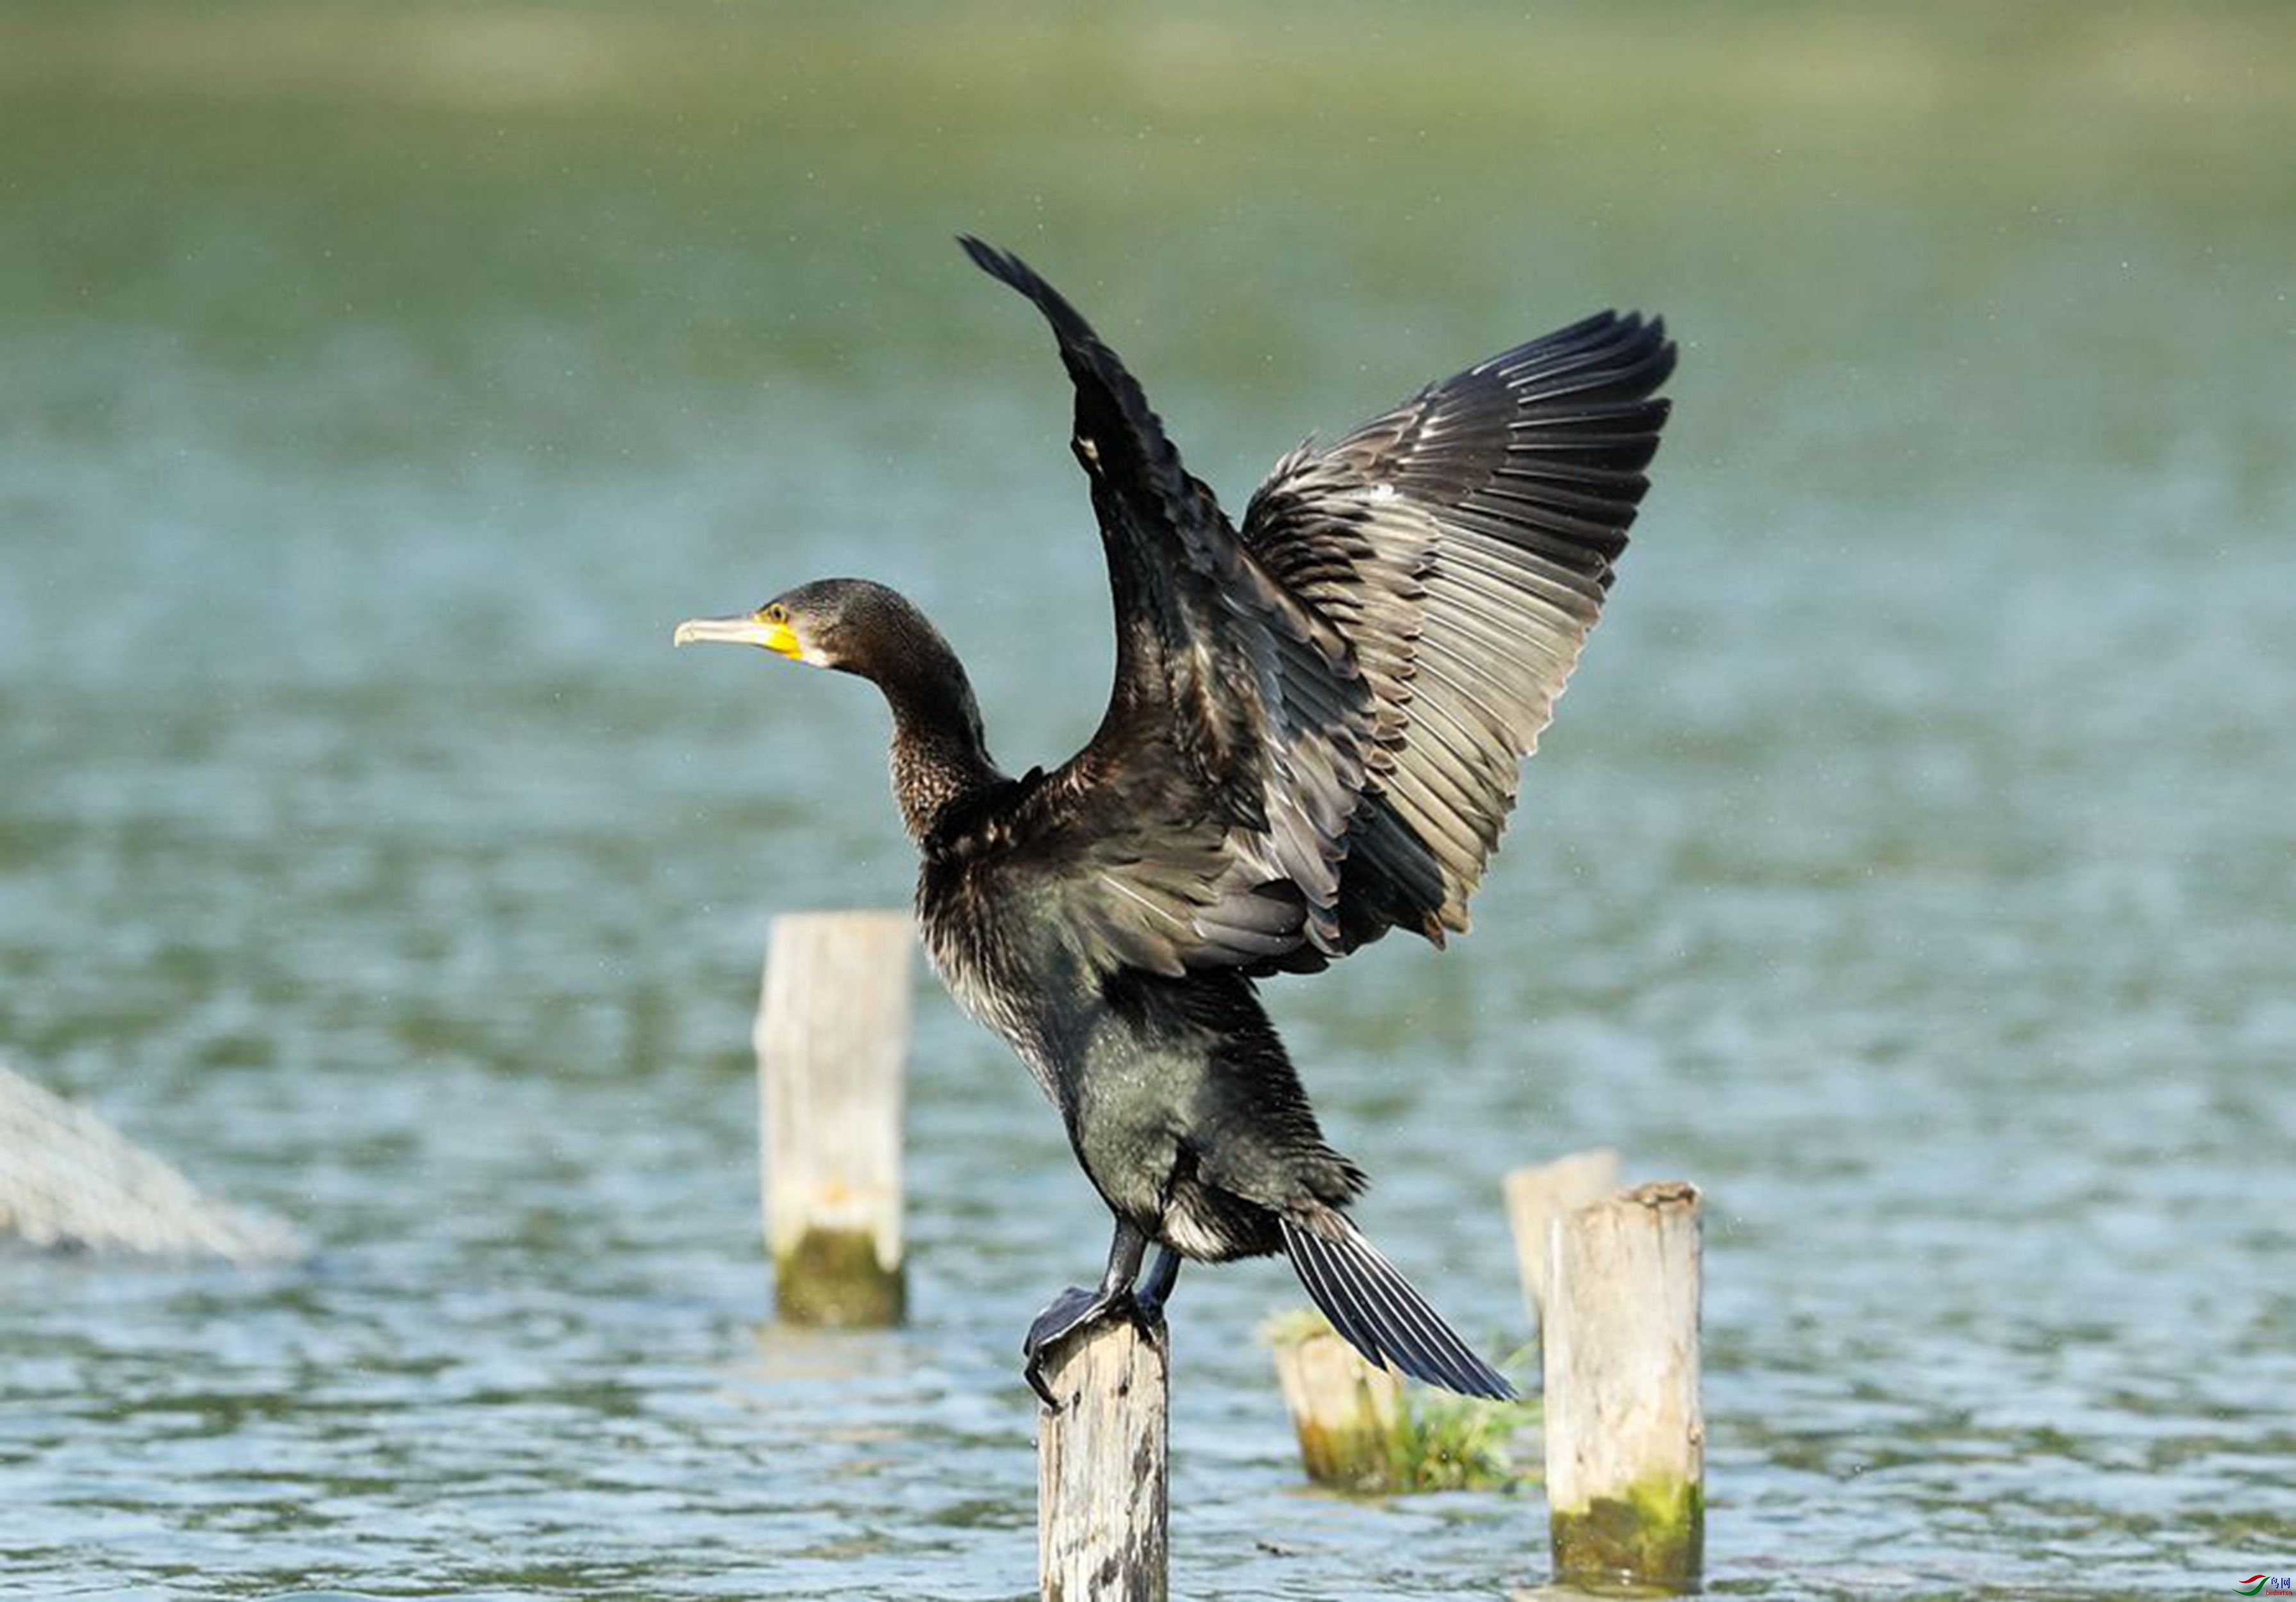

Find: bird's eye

[760,604,786,623]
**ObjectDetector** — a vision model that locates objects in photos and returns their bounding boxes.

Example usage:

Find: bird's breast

[916,857,1076,1109]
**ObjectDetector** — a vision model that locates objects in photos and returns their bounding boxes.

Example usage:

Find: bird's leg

[1022,1218,1150,1408]
[1134,1247,1183,1325]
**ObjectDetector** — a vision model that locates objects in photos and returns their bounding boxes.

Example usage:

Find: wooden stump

[1267,1316,1404,1491]
[754,911,913,1326]
[1037,1319,1169,1602]
[1543,1180,1704,1592]
[1502,1147,1622,1334]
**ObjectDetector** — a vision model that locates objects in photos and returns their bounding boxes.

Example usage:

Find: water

[3,4,2292,1596]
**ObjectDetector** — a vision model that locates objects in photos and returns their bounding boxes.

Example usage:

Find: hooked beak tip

[672,614,761,650]
[671,613,808,659]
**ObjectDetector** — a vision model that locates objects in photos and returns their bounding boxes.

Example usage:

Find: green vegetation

[1551,1473,1705,1594]
[1386,1379,1541,1496]
[1261,1310,1538,1496]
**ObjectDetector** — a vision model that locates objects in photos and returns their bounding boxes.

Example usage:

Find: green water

[3,4,2292,1596]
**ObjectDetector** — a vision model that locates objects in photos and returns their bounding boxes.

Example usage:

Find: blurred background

[2,2,2291,1596]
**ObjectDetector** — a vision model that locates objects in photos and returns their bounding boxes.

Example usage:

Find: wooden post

[1502,1147,1622,1334]
[1265,1313,1404,1491]
[755,910,913,1326]
[1543,1180,1704,1592]
[1037,1319,1169,1602]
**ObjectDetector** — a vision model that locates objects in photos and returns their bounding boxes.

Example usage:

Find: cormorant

[677,238,1675,1403]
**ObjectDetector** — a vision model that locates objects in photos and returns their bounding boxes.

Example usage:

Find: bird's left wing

[1240,310,1675,954]
[959,237,1379,975]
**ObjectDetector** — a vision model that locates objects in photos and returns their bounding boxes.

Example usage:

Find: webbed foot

[1021,1284,1144,1408]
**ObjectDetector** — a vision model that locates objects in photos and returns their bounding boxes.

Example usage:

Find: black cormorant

[676,238,1675,1403]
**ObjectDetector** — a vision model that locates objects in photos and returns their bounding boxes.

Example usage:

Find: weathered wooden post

[754,910,913,1326]
[1543,1180,1704,1592]
[1036,1319,1169,1602]
[1265,1311,1404,1491]
[1502,1147,1622,1334]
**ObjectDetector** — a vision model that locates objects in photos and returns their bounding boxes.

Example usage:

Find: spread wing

[959,237,1379,975]
[958,237,1674,977]
[1241,310,1676,952]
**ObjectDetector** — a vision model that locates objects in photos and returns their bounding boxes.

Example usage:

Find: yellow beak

[672,613,804,659]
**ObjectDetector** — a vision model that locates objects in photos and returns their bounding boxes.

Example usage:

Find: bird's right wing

[960,238,1674,977]
[958,238,1383,977]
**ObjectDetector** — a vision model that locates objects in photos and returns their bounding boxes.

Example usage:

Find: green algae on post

[774,1225,906,1327]
[1551,1473,1704,1592]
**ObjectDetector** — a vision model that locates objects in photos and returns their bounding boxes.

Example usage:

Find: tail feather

[1279,1218,1515,1401]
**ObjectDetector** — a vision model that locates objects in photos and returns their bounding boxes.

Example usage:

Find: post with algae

[1543,1180,1705,1591]
[1036,1318,1169,1602]
[1264,1310,1407,1491]
[755,910,913,1326]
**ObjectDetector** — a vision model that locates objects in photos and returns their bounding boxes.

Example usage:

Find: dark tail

[1280,1217,1515,1401]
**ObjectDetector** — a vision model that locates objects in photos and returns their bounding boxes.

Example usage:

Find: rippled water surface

[3,4,2293,1597]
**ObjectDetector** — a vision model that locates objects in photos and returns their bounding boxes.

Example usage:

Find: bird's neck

[879,657,999,845]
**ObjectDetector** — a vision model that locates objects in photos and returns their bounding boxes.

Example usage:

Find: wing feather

[961,236,1674,974]
[1240,310,1676,950]
[960,238,1377,973]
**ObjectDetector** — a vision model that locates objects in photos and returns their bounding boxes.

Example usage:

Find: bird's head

[673,577,910,675]
[676,575,988,839]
